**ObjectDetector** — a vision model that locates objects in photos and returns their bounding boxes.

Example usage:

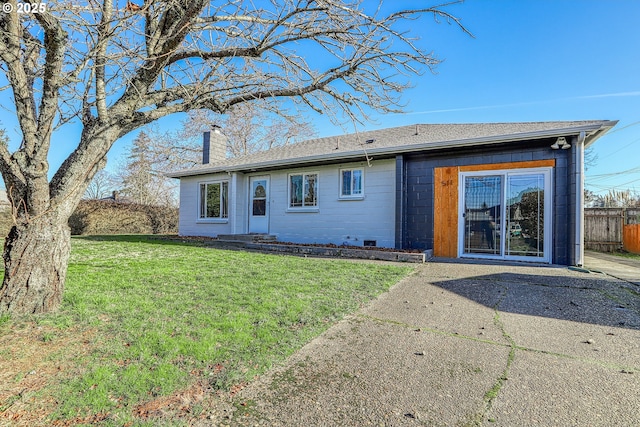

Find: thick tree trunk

[0,212,71,314]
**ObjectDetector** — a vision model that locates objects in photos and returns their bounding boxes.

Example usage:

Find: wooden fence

[623,224,640,254]
[584,208,640,252]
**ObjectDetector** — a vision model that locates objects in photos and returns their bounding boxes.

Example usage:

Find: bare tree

[584,189,602,207]
[84,169,115,199]
[0,0,469,314]
[119,131,177,206]
[585,147,598,171]
[121,131,154,204]
[196,104,316,157]
[150,104,316,172]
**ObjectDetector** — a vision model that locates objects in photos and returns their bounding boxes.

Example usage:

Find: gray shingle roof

[167,120,617,178]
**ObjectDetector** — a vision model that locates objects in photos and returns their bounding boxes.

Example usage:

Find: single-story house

[168,120,617,266]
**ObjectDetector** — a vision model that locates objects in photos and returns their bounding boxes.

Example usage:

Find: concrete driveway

[584,250,640,286]
[203,255,640,427]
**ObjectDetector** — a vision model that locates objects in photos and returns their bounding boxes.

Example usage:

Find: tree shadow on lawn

[429,259,640,331]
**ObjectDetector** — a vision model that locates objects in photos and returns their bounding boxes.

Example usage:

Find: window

[252,179,267,216]
[289,173,318,208]
[340,168,363,198]
[199,181,228,219]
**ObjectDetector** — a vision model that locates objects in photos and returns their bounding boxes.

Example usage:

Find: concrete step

[217,234,277,243]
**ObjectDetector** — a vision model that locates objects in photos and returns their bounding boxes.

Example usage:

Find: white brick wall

[178,159,396,247]
[178,173,233,237]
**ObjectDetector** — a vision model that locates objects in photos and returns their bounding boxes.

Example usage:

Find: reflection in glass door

[506,174,545,258]
[463,176,502,255]
[460,169,551,262]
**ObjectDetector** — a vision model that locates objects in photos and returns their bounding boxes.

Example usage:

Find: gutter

[166,121,617,178]
[574,131,586,266]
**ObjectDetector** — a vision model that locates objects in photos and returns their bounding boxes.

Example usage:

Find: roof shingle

[168,120,616,177]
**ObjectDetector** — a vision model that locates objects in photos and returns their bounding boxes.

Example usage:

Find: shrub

[69,200,178,235]
[0,206,12,237]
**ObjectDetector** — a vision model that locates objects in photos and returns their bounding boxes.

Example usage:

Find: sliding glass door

[460,169,551,263]
[462,175,502,256]
[505,174,546,258]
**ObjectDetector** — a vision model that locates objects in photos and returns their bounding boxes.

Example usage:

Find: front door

[459,169,551,262]
[249,176,269,233]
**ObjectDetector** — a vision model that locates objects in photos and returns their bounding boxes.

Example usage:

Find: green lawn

[612,250,640,261]
[0,235,412,426]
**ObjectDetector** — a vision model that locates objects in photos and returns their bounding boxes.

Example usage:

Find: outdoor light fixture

[550,136,571,150]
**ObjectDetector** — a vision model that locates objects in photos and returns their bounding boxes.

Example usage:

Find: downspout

[574,131,586,266]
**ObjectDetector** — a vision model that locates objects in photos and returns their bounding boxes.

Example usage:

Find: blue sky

[1,0,639,195]
[378,0,640,195]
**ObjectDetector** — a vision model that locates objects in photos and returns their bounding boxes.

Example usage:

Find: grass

[611,250,640,260]
[0,235,412,426]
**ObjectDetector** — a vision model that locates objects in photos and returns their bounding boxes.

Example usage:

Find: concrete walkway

[584,250,640,285]
[201,258,640,427]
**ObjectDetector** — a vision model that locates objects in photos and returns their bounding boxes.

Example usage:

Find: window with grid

[199,181,228,219]
[340,168,363,198]
[289,173,318,208]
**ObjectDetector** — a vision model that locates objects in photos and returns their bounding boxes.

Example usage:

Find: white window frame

[457,167,552,263]
[288,172,319,212]
[198,180,229,222]
[339,167,364,200]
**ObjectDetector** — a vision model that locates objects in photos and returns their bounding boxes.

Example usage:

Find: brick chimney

[202,126,227,164]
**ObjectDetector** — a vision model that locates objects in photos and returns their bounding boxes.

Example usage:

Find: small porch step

[217,233,277,243]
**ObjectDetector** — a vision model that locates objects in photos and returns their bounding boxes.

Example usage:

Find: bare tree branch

[147,103,317,172]
[95,0,113,121]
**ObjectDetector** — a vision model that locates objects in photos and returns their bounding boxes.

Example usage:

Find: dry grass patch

[0,322,97,426]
